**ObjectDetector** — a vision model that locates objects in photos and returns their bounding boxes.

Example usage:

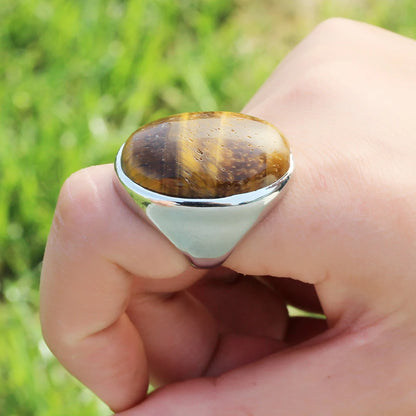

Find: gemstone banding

[120,112,290,199]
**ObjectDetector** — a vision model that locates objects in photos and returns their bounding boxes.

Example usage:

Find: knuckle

[299,17,365,70]
[279,21,366,107]
[312,17,360,38]
[53,167,104,240]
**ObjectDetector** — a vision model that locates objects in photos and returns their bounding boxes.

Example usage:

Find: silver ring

[114,111,294,268]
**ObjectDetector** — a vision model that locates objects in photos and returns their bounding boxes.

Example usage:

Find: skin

[40,18,416,415]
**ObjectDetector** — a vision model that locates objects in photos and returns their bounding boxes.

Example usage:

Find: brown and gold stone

[121,111,290,199]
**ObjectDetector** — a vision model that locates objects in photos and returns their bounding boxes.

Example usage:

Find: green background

[1,0,415,414]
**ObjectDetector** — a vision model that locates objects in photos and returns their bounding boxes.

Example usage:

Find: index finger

[40,164,189,411]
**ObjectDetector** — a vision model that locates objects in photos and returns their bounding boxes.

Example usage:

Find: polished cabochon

[114,111,293,267]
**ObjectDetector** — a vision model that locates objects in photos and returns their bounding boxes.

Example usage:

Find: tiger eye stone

[121,111,290,199]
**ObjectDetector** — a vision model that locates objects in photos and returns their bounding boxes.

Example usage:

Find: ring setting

[114,111,293,268]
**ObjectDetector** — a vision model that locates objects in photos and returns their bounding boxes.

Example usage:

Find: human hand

[40,18,416,415]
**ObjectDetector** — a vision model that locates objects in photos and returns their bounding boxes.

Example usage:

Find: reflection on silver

[114,144,293,268]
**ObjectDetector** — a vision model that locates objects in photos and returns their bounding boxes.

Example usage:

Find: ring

[114,111,293,268]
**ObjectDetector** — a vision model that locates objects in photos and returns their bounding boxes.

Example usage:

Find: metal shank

[115,143,293,267]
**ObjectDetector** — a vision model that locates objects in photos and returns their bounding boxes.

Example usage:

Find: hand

[40,18,416,415]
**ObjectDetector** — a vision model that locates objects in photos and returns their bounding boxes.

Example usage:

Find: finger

[125,271,218,387]
[204,333,286,378]
[126,268,289,387]
[117,322,410,416]
[40,164,203,412]
[189,269,288,339]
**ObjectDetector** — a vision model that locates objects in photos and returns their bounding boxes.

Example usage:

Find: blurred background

[1,0,415,414]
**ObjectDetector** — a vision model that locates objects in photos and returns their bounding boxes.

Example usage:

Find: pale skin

[40,18,416,415]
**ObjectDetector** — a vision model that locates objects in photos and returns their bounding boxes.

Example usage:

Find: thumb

[115,321,408,416]
[224,57,416,323]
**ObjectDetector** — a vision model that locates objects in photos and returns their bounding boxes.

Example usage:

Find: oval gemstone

[121,111,290,199]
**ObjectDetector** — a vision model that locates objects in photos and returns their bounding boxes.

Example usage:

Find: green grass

[1,0,415,414]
